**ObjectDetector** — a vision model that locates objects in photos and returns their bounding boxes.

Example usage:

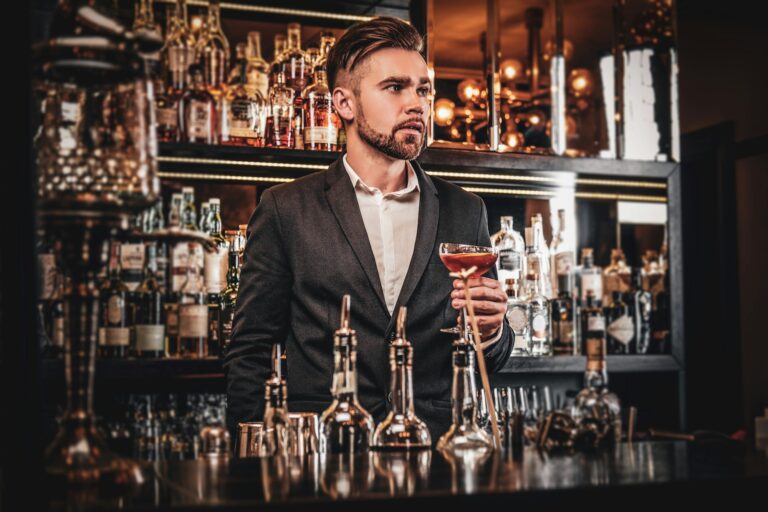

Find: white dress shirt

[343,155,501,346]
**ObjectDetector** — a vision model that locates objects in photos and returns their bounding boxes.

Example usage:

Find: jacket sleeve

[475,197,513,372]
[223,188,292,436]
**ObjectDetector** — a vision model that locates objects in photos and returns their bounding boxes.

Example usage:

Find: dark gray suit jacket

[224,156,513,441]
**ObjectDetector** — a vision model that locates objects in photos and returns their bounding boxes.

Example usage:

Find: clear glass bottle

[227,42,247,86]
[195,0,229,99]
[100,240,131,358]
[606,291,635,354]
[529,275,552,357]
[505,274,531,357]
[492,216,526,286]
[303,68,339,151]
[578,247,603,307]
[179,64,217,144]
[262,374,291,457]
[320,295,374,453]
[267,72,294,148]
[279,23,310,99]
[135,243,166,358]
[550,209,574,296]
[177,259,208,358]
[551,273,578,355]
[164,0,196,100]
[204,198,228,358]
[269,33,287,87]
[221,58,265,147]
[314,31,336,72]
[372,307,432,450]
[530,214,553,297]
[306,45,321,72]
[627,267,652,355]
[603,248,631,306]
[579,290,604,361]
[245,31,270,100]
[436,338,493,452]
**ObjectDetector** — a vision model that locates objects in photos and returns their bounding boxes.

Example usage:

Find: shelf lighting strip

[159,171,667,203]
[156,0,376,22]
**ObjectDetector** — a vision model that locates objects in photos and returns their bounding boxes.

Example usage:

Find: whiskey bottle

[279,23,310,99]
[227,42,247,87]
[195,0,229,100]
[314,32,336,72]
[245,31,270,100]
[372,307,431,450]
[135,243,166,358]
[578,247,603,307]
[204,198,229,357]
[100,240,131,358]
[267,72,294,148]
[319,295,374,453]
[303,67,339,151]
[177,259,208,358]
[153,76,179,142]
[220,58,265,147]
[219,240,240,357]
[164,0,195,103]
[627,267,652,354]
[605,291,635,354]
[179,64,217,144]
[551,273,578,355]
[579,290,604,360]
[268,33,287,87]
[603,248,631,306]
[492,216,525,286]
[120,240,145,293]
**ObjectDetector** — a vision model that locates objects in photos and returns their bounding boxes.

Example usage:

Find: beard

[356,104,425,161]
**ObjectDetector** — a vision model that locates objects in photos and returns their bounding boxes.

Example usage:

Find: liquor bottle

[220,58,265,147]
[154,76,179,142]
[605,291,635,354]
[120,240,145,293]
[372,307,432,450]
[227,42,247,86]
[319,295,374,453]
[135,243,166,358]
[603,248,631,306]
[529,274,552,357]
[219,239,240,358]
[245,31,270,100]
[314,31,336,72]
[651,272,671,354]
[179,64,217,144]
[492,216,525,286]
[262,373,291,457]
[279,23,310,99]
[531,214,553,297]
[269,33,287,87]
[198,201,210,233]
[303,67,339,151]
[642,249,665,302]
[626,267,652,355]
[168,192,183,229]
[505,274,531,357]
[550,209,574,296]
[100,240,131,358]
[436,338,493,452]
[204,198,229,357]
[164,0,196,101]
[551,273,578,355]
[578,247,603,307]
[579,290,603,359]
[177,259,208,358]
[267,72,294,148]
[195,0,229,99]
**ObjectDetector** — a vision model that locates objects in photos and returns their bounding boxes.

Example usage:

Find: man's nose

[404,89,426,116]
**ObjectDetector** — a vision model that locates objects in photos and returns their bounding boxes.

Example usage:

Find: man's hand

[451,277,507,340]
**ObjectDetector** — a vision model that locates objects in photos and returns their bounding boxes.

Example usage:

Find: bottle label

[581,273,603,302]
[221,308,234,343]
[188,100,212,139]
[52,316,66,347]
[498,248,523,272]
[305,126,338,145]
[587,316,605,332]
[204,247,229,293]
[120,243,145,292]
[531,312,548,338]
[555,320,574,343]
[607,314,634,345]
[38,254,56,300]
[171,242,189,292]
[179,304,208,337]
[555,251,574,275]
[506,306,528,332]
[104,327,130,346]
[585,337,606,371]
[135,324,166,352]
[166,303,179,336]
[156,107,178,127]
[107,295,125,324]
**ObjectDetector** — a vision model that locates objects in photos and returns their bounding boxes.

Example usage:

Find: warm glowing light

[543,39,574,61]
[457,79,482,104]
[434,98,456,127]
[501,129,525,148]
[569,68,594,97]
[500,59,524,82]
[190,15,204,34]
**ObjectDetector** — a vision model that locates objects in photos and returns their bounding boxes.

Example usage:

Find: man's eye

[386,84,402,92]
[417,88,430,96]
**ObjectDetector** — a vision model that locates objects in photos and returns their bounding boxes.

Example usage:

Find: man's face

[350,48,431,160]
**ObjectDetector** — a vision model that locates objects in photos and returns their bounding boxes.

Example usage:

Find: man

[225,17,512,440]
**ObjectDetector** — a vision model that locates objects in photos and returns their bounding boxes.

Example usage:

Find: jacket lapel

[385,160,440,338]
[324,158,390,318]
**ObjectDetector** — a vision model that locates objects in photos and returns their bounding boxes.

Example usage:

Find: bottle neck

[451,347,480,427]
[209,205,222,235]
[247,33,263,61]
[331,339,358,400]
[226,251,240,287]
[175,0,188,25]
[389,345,415,415]
[108,241,121,277]
[207,2,222,33]
[287,27,301,50]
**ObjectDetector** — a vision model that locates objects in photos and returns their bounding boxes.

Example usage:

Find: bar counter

[48,440,768,510]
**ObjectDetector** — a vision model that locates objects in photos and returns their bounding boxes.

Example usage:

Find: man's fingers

[452,277,501,289]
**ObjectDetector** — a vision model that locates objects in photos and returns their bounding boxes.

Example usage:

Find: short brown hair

[326,16,423,91]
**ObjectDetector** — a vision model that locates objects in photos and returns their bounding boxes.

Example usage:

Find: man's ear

[332,86,355,125]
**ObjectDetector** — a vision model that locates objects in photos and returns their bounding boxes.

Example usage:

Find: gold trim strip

[157,0,376,22]
[159,171,293,184]
[574,192,667,203]
[427,170,569,185]
[575,178,667,190]
[462,187,559,197]
[158,155,328,171]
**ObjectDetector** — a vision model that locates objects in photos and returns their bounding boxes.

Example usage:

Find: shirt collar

[343,154,420,197]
